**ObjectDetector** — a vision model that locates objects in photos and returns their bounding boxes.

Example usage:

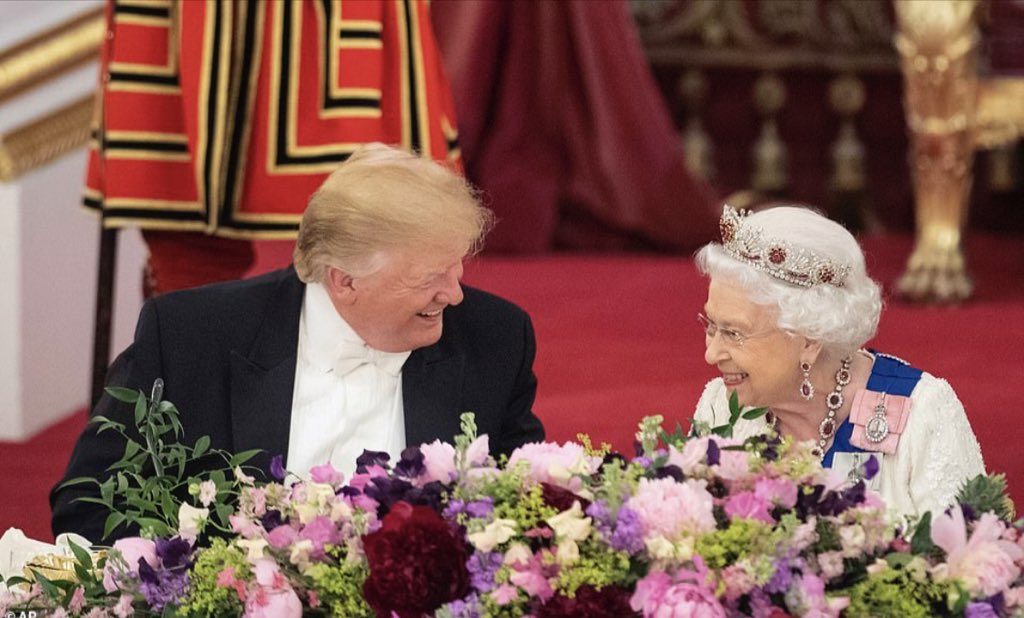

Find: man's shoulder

[153,267,298,311]
[453,285,530,324]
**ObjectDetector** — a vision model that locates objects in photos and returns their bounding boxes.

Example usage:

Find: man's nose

[437,268,464,306]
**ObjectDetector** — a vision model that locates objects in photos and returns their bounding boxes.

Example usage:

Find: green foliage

[687,391,768,440]
[843,562,963,618]
[556,546,635,597]
[305,548,373,618]
[956,473,1017,521]
[177,537,249,617]
[695,519,771,570]
[60,380,260,541]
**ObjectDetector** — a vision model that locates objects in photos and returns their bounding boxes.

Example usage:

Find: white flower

[545,501,592,542]
[198,480,217,507]
[555,540,580,565]
[468,518,518,552]
[237,538,269,561]
[839,524,867,557]
[177,503,209,543]
[503,542,533,566]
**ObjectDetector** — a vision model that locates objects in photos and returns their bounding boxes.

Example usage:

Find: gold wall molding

[0,95,94,182]
[0,6,104,104]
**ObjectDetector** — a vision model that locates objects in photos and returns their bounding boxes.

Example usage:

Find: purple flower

[261,509,284,531]
[442,593,483,618]
[136,551,191,612]
[609,505,645,553]
[467,552,504,593]
[861,454,880,480]
[634,456,653,468]
[155,537,192,570]
[654,464,684,482]
[355,450,391,472]
[269,455,286,481]
[965,601,1000,618]
[394,446,426,479]
[764,558,792,594]
[706,440,720,466]
[465,497,495,519]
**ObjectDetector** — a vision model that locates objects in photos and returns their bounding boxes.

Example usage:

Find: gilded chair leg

[893,0,980,303]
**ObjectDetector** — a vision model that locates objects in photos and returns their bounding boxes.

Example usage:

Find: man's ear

[324,266,357,304]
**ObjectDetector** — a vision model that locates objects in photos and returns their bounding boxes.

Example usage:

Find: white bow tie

[332,340,408,377]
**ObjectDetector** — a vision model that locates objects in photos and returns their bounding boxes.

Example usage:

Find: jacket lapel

[402,340,465,448]
[230,269,304,470]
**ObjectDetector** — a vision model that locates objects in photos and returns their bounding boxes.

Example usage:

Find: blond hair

[294,143,493,282]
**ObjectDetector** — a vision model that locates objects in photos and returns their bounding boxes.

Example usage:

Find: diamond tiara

[717,206,850,288]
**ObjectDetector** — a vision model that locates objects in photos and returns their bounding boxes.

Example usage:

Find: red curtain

[431,0,719,253]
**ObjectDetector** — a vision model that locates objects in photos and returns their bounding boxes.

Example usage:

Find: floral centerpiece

[2,387,1022,617]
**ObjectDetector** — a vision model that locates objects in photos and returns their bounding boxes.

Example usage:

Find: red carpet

[3,234,1022,542]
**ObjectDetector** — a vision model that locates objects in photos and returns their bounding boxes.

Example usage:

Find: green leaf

[134,396,148,426]
[910,511,935,555]
[192,435,210,458]
[741,406,769,420]
[68,541,94,570]
[103,512,127,540]
[58,476,99,489]
[105,386,141,403]
[229,449,263,467]
[29,569,67,599]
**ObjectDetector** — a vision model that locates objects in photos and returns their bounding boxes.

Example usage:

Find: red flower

[362,501,469,617]
[535,584,637,618]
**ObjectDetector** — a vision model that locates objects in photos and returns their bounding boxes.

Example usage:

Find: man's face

[332,248,466,352]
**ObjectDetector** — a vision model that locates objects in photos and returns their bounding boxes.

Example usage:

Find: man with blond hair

[52,144,545,542]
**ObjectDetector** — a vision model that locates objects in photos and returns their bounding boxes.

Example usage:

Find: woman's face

[702,278,806,408]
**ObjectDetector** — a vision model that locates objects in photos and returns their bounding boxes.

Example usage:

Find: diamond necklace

[810,356,853,460]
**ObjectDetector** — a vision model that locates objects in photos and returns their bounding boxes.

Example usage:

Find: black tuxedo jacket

[51,267,544,541]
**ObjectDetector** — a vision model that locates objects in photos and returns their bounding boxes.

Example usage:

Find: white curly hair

[695,205,883,357]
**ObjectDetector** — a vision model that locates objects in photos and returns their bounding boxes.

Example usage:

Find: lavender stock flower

[269,454,286,480]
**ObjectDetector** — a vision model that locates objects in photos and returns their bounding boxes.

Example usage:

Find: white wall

[0,152,146,441]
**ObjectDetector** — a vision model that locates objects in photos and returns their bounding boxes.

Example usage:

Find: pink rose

[103,537,158,593]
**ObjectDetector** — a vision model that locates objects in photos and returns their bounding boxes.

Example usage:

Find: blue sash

[822,352,923,468]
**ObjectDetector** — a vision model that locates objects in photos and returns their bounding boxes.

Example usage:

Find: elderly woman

[692,205,984,518]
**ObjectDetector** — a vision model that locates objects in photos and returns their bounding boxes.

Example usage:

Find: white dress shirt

[286,283,411,481]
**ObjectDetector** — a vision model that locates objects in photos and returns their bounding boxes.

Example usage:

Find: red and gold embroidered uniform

[84,0,460,291]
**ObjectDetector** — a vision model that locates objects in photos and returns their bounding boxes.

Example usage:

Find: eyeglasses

[697,313,776,348]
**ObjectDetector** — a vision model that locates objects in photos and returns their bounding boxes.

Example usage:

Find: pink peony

[309,463,345,486]
[507,442,600,491]
[932,509,1024,596]
[631,570,726,618]
[754,478,798,509]
[724,491,775,524]
[625,478,717,540]
[667,439,708,475]
[419,440,457,483]
[243,586,302,618]
[103,537,158,593]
